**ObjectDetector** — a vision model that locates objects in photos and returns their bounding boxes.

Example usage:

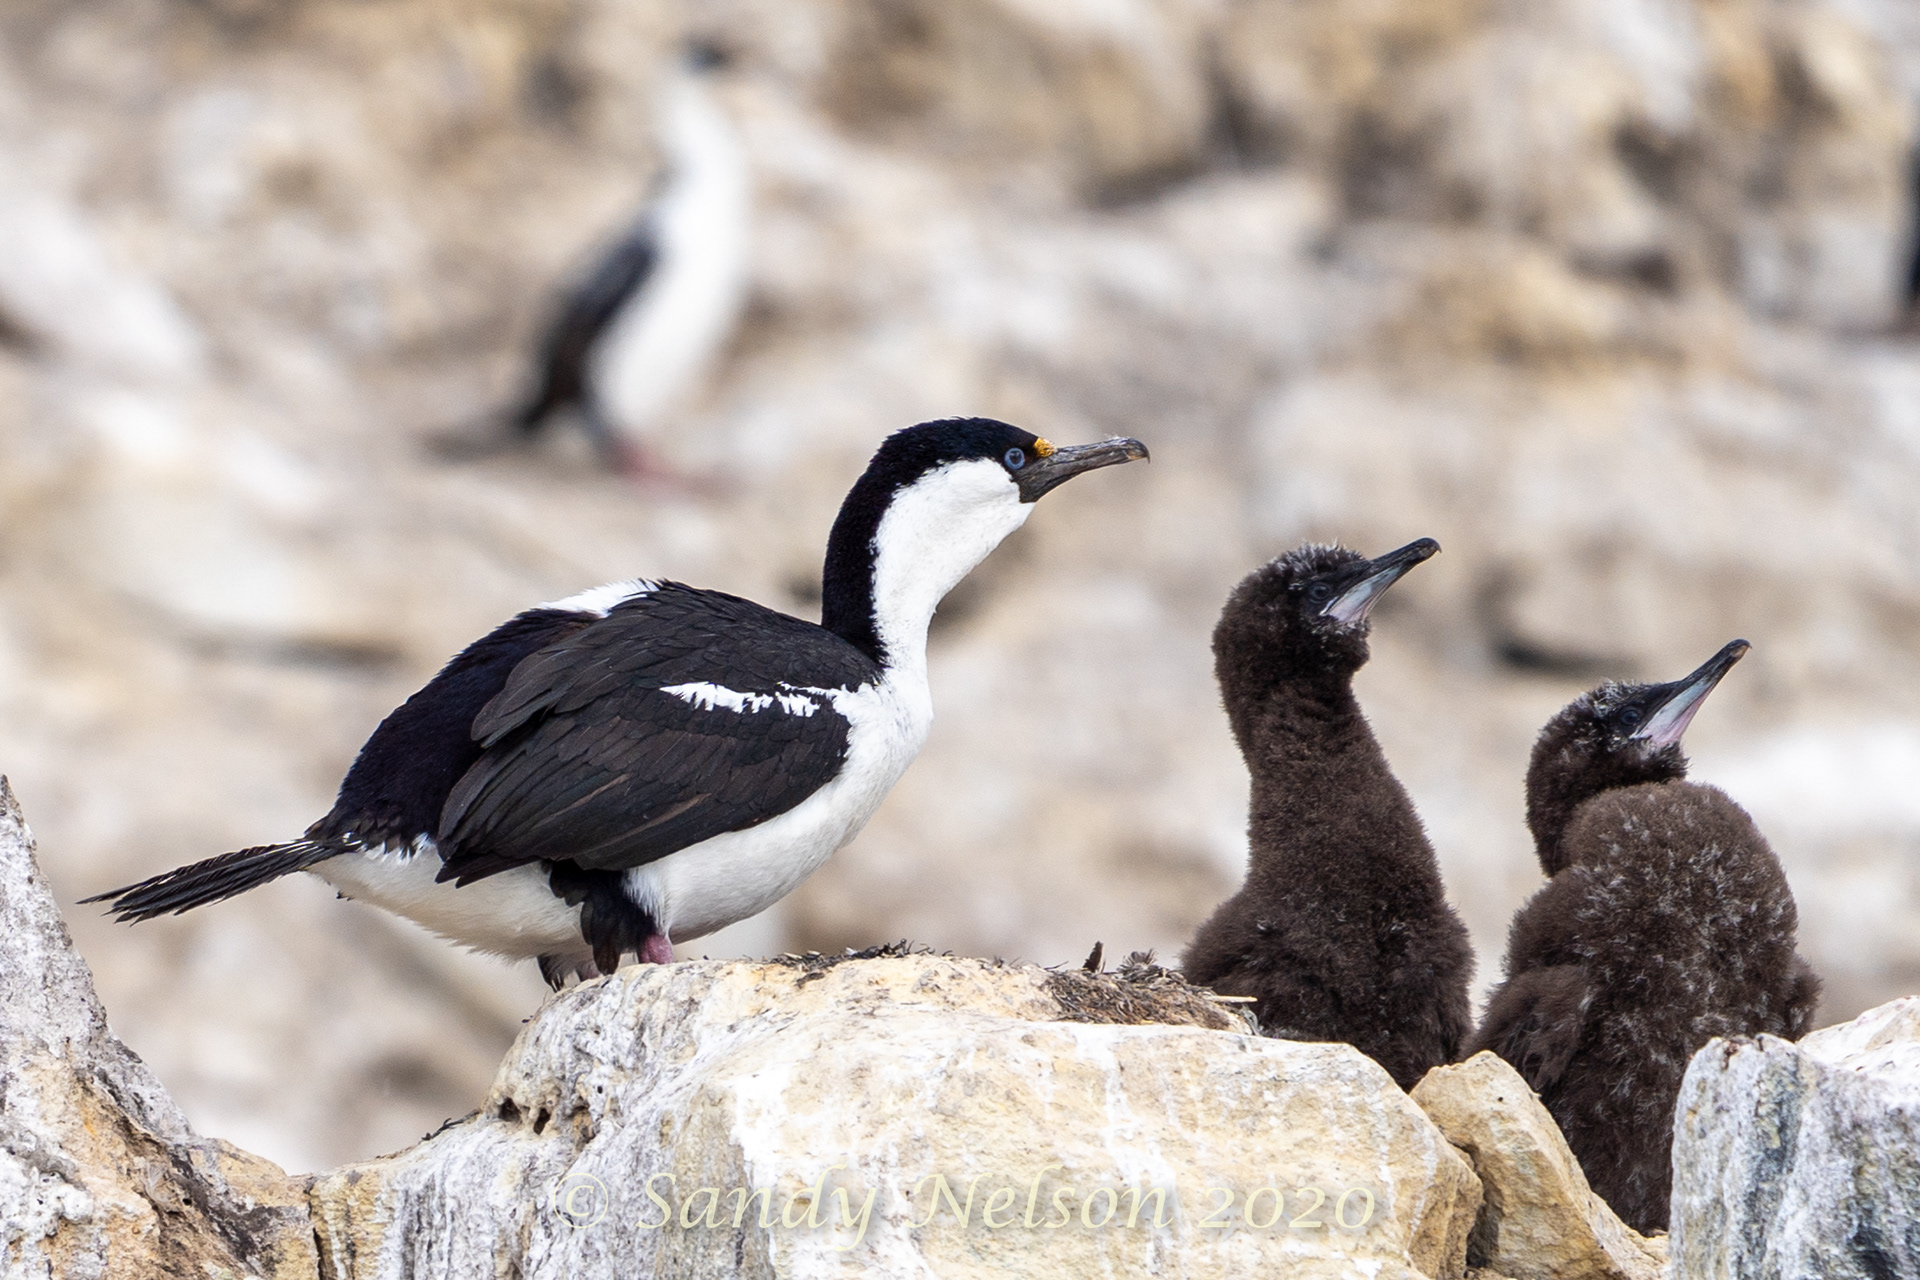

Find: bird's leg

[573,400,652,476]
[604,433,724,494]
[577,398,734,494]
[640,932,674,965]
[538,954,605,989]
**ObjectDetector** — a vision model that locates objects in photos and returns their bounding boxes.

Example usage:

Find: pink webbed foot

[640,933,675,965]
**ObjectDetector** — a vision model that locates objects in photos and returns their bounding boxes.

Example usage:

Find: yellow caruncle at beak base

[1033,438,1056,458]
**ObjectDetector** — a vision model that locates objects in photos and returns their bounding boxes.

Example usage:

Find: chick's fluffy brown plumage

[1183,543,1473,1089]
[1471,677,1820,1232]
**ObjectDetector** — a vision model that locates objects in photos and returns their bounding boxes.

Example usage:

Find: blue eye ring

[1004,447,1026,470]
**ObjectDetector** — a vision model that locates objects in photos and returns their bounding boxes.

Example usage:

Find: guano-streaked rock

[1669,996,1920,1280]
[0,775,315,1280]
[310,954,1484,1280]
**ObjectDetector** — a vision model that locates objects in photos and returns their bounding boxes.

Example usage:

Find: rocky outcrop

[1218,0,1913,329]
[824,0,1216,199]
[0,776,314,1279]
[8,770,1920,1278]
[1669,996,1920,1280]
[1412,1053,1666,1280]
[311,952,1481,1280]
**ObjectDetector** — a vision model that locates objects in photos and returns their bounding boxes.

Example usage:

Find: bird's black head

[684,38,733,71]
[821,417,1149,663]
[1213,538,1439,702]
[840,417,1149,504]
[1525,638,1750,874]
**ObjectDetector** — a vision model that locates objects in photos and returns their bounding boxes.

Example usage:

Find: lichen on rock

[1669,996,1920,1280]
[9,765,1920,1279]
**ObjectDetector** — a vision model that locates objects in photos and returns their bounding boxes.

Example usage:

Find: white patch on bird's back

[309,839,588,963]
[660,682,820,716]
[537,578,659,617]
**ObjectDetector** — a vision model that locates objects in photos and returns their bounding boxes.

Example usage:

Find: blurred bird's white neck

[656,76,750,243]
[593,72,752,438]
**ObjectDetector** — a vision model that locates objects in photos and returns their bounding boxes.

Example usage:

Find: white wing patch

[537,578,660,616]
[661,681,821,717]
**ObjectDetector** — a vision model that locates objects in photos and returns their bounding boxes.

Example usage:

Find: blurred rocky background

[3,0,1919,1172]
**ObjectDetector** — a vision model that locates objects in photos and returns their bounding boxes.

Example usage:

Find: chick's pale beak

[1633,639,1750,749]
[1015,437,1150,502]
[1323,538,1441,626]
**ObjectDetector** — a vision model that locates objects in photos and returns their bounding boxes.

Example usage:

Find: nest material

[764,941,1250,1032]
[1045,949,1250,1033]
[769,939,950,972]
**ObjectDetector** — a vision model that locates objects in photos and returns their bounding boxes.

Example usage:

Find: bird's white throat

[866,459,1031,676]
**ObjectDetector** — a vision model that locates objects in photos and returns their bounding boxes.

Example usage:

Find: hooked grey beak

[1633,639,1750,749]
[1324,538,1441,626]
[1015,437,1150,502]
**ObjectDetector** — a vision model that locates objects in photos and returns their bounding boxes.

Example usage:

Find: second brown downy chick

[1470,640,1820,1232]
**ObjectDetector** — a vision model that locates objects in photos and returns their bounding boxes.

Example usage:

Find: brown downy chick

[1470,639,1821,1233]
[1183,539,1474,1089]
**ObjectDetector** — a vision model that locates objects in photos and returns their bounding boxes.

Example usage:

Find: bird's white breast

[626,666,932,943]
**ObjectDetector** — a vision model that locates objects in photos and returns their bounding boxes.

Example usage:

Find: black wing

[436,583,880,884]
[1783,954,1822,1040]
[1468,964,1592,1092]
[309,607,599,848]
[514,221,658,433]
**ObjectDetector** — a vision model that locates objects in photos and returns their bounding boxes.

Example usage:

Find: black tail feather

[81,839,348,922]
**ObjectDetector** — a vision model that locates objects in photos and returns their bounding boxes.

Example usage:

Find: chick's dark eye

[1618,707,1643,728]
[1004,447,1026,470]
[1306,582,1334,603]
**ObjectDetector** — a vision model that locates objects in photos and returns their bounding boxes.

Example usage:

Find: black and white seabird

[1181,540,1474,1089]
[505,50,750,472]
[1470,639,1821,1232]
[89,419,1148,987]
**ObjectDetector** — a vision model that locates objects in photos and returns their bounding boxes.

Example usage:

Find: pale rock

[311,954,1484,1280]
[1669,996,1920,1280]
[0,184,206,384]
[0,776,315,1280]
[1219,0,1913,327]
[1412,1052,1667,1280]
[822,0,1215,197]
